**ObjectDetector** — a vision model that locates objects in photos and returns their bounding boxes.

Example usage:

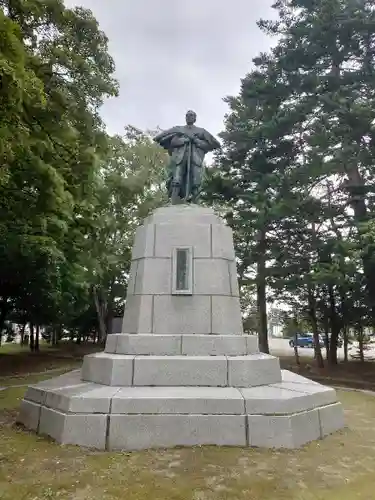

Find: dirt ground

[1,343,375,499]
[0,342,100,378]
[0,385,374,500]
[279,355,375,391]
[2,342,375,390]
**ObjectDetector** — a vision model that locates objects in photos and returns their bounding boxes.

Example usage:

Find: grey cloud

[63,0,276,136]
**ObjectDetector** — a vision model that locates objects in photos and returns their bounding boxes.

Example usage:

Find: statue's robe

[154,125,220,200]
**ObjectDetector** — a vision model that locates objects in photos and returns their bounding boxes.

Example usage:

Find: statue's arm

[194,132,221,152]
[204,131,221,150]
[154,127,190,151]
[193,137,211,151]
[153,129,177,149]
[170,135,188,147]
[153,130,170,144]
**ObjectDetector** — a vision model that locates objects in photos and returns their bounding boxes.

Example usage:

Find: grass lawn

[0,341,100,378]
[280,355,375,391]
[0,376,375,500]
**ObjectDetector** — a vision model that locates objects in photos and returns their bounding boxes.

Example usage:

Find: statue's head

[185,110,197,125]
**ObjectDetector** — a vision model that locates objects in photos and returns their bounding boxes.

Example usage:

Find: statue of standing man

[154,110,220,204]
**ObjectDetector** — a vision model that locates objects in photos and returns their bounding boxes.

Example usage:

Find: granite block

[228,354,281,387]
[318,402,345,437]
[181,334,247,356]
[154,223,211,258]
[131,224,155,260]
[81,353,134,386]
[111,386,245,415]
[153,295,211,334]
[116,334,182,355]
[104,334,118,354]
[39,407,107,449]
[108,414,247,450]
[211,224,235,260]
[122,295,153,334]
[18,399,41,431]
[248,408,321,448]
[134,258,171,295]
[133,355,228,386]
[193,259,231,296]
[44,385,120,413]
[211,296,243,334]
[246,335,258,353]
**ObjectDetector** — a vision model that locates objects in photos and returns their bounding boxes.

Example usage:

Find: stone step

[18,370,343,450]
[21,370,338,417]
[21,404,343,450]
[81,352,281,387]
[105,333,258,356]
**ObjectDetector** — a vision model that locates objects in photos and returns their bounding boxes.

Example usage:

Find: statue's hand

[193,137,204,147]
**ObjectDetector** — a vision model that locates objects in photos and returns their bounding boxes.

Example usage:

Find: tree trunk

[319,293,330,361]
[93,286,108,346]
[343,327,349,363]
[358,326,364,362]
[324,330,329,360]
[20,321,26,345]
[106,283,115,338]
[345,164,375,328]
[308,224,323,367]
[322,316,330,361]
[35,325,40,352]
[29,323,35,352]
[106,308,114,339]
[0,299,11,346]
[307,283,324,368]
[293,330,300,366]
[256,228,269,353]
[51,328,59,346]
[76,333,81,344]
[328,285,339,365]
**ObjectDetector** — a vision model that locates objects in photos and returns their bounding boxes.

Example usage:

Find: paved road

[269,337,346,359]
[269,337,375,360]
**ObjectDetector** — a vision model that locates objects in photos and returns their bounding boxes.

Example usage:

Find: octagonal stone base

[17,206,345,450]
[18,368,344,451]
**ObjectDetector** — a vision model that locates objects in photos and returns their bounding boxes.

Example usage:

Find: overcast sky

[63,0,276,137]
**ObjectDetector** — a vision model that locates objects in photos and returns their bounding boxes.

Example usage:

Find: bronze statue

[154,110,220,204]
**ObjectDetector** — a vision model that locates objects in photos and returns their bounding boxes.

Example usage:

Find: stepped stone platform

[18,205,344,450]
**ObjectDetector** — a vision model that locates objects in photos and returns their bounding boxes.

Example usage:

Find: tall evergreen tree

[259,0,375,327]
[206,0,375,362]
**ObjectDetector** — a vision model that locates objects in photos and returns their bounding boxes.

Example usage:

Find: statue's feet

[190,188,200,204]
[171,186,181,205]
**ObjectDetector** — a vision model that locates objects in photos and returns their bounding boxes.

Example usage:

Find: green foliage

[82,127,168,342]
[281,316,312,339]
[0,0,168,347]
[5,0,375,365]
[205,0,375,362]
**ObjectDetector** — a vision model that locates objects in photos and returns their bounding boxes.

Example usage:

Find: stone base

[18,369,345,451]
[16,205,345,450]
[80,334,279,388]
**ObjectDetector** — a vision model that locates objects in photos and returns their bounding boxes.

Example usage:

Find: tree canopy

[204,0,375,363]
[0,0,168,347]
[2,0,375,367]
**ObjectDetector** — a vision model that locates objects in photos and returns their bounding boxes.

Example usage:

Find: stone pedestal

[18,205,344,450]
[122,205,243,336]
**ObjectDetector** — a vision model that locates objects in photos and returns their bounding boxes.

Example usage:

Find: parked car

[289,333,324,348]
